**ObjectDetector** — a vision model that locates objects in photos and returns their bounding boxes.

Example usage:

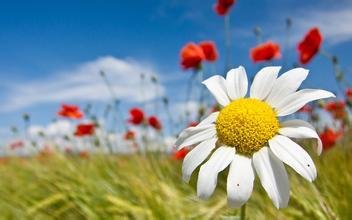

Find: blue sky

[1,0,352,138]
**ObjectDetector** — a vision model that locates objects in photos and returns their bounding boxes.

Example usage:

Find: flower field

[0,142,351,219]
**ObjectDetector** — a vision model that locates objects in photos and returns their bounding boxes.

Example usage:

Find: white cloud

[28,125,45,138]
[293,8,352,45]
[172,100,201,120]
[2,56,164,112]
[46,120,73,137]
[0,127,10,145]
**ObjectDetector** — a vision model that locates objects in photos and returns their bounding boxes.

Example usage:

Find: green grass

[0,143,351,219]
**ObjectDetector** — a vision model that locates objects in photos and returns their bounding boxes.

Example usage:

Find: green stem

[240,204,246,220]
[140,73,147,110]
[319,50,345,94]
[198,69,206,121]
[283,19,291,70]
[224,14,231,73]
[99,71,124,133]
[152,77,160,115]
[311,182,337,220]
[163,97,174,136]
[185,71,197,123]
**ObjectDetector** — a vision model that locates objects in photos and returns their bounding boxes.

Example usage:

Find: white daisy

[175,66,335,208]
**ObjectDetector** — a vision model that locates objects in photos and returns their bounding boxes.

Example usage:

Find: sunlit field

[0,141,351,219]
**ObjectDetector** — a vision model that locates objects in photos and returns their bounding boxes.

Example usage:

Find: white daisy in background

[175,66,335,208]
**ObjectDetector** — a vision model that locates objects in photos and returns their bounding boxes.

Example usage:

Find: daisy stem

[240,204,246,220]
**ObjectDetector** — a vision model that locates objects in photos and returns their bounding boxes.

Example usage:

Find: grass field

[0,142,351,219]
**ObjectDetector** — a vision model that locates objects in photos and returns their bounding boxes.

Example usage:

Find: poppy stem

[198,69,206,121]
[240,204,246,220]
[162,97,174,136]
[283,18,292,70]
[100,70,118,100]
[142,123,149,154]
[320,50,348,95]
[22,113,30,140]
[151,75,159,115]
[224,14,232,73]
[140,73,147,110]
[185,72,197,123]
[253,27,263,44]
[99,71,124,134]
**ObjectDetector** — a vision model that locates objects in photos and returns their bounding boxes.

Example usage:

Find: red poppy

[173,148,190,160]
[297,27,323,64]
[74,123,95,137]
[79,150,89,158]
[298,104,313,113]
[58,104,83,119]
[175,122,199,157]
[124,130,135,140]
[9,140,24,150]
[319,128,343,151]
[0,158,8,165]
[180,42,205,70]
[188,121,199,127]
[64,147,73,154]
[148,116,162,130]
[250,41,281,63]
[39,145,54,157]
[128,108,145,125]
[325,101,346,120]
[214,0,235,16]
[212,103,221,112]
[346,88,352,101]
[199,41,218,62]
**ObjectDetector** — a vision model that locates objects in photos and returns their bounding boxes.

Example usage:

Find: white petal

[198,112,219,126]
[202,75,230,106]
[175,125,216,150]
[269,135,317,182]
[253,147,289,209]
[227,155,254,208]
[276,89,335,116]
[226,66,248,100]
[182,138,217,182]
[280,119,322,155]
[197,147,235,199]
[266,68,309,107]
[250,66,281,100]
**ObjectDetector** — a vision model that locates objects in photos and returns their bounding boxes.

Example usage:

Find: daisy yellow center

[216,98,279,156]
